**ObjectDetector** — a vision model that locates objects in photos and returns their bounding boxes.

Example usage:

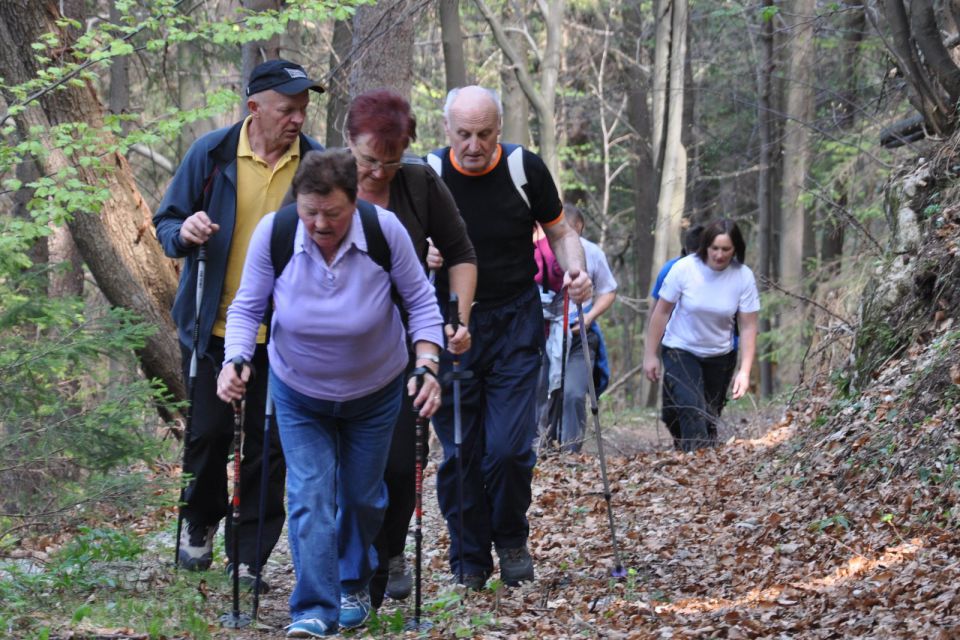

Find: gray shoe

[227,562,271,594]
[385,554,412,600]
[496,544,534,586]
[177,521,217,571]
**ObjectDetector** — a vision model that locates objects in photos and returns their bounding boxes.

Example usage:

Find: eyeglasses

[353,153,404,172]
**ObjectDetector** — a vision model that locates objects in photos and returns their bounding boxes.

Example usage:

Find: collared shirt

[224,205,443,401]
[213,116,301,339]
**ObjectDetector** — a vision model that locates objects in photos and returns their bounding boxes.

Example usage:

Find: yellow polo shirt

[212,116,300,341]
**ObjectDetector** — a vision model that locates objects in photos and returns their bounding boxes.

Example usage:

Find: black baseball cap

[246,59,325,96]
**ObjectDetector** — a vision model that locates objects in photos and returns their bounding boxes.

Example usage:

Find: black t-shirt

[429,144,563,305]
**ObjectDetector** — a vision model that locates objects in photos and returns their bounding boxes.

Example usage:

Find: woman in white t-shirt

[642,219,760,451]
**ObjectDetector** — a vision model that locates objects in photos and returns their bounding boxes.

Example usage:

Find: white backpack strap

[506,145,530,209]
[426,151,443,176]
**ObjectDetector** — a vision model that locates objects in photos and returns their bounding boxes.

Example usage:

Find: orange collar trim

[449,145,502,177]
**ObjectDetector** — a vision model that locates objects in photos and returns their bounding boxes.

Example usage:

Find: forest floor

[31,365,960,639]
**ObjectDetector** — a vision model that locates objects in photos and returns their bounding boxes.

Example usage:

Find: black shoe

[385,555,412,600]
[496,545,534,586]
[227,562,271,594]
[177,521,217,571]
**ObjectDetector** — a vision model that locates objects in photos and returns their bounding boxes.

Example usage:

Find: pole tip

[611,565,628,579]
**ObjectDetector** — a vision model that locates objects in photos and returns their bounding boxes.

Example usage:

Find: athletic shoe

[226,562,271,594]
[177,521,217,571]
[339,588,371,629]
[385,554,412,600]
[285,618,336,638]
[496,544,534,586]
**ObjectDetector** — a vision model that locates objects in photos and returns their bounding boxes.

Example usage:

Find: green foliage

[0,528,212,638]
[808,513,850,533]
[1,0,384,558]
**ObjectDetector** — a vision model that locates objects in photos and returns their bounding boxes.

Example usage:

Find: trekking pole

[448,294,466,586]
[576,301,627,578]
[175,244,206,569]
[220,357,252,629]
[405,370,433,632]
[251,377,273,620]
[554,287,570,450]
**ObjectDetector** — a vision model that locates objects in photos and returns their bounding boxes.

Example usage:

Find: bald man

[426,86,592,589]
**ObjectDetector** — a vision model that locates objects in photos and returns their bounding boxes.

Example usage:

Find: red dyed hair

[346,89,417,157]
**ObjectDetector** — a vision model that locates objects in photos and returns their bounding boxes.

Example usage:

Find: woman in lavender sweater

[216,149,443,637]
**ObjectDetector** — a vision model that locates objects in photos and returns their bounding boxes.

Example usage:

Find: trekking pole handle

[448,293,460,331]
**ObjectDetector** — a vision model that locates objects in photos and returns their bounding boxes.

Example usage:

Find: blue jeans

[271,371,402,626]
[433,285,544,576]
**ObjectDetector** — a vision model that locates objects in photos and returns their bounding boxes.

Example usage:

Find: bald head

[443,86,502,173]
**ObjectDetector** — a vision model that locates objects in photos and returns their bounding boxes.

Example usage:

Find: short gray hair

[443,86,503,121]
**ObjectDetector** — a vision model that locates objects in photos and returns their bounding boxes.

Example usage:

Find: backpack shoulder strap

[270,202,300,278]
[502,143,530,209]
[357,200,391,273]
[426,150,443,177]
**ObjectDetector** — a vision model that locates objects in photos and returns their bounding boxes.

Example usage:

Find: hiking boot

[451,571,489,590]
[177,521,217,571]
[496,544,534,586]
[385,554,412,600]
[285,618,337,638]
[227,562,271,594]
[339,588,371,629]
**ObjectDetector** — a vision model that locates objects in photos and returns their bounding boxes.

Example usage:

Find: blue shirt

[651,256,681,300]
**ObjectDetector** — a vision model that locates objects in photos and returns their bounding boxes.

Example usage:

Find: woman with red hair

[345,89,477,612]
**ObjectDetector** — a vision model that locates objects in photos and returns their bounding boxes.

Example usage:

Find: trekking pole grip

[448,293,460,331]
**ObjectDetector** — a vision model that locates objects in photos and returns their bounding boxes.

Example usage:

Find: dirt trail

[177,401,949,639]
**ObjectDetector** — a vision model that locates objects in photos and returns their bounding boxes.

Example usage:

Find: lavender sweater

[224,205,443,401]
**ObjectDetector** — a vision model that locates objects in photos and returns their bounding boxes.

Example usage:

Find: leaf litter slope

[197,384,959,639]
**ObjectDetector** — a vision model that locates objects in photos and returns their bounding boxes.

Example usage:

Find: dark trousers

[432,286,544,577]
[370,360,426,608]
[661,347,736,452]
[180,336,286,568]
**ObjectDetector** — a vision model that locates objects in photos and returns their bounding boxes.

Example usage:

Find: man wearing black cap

[153,59,324,588]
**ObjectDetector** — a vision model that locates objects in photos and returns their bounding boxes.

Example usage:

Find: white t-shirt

[659,255,760,357]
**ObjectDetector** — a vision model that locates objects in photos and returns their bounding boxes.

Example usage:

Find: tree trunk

[779,0,816,292]
[240,0,282,117]
[822,1,865,271]
[879,0,952,133]
[910,0,960,103]
[757,0,776,398]
[624,5,657,301]
[0,0,184,401]
[473,0,563,182]
[349,0,417,100]
[651,0,671,172]
[648,0,687,288]
[500,2,530,147]
[439,0,467,91]
[108,0,131,136]
[624,2,657,408]
[326,19,353,147]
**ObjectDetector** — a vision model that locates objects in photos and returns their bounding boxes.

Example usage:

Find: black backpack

[270,199,390,277]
